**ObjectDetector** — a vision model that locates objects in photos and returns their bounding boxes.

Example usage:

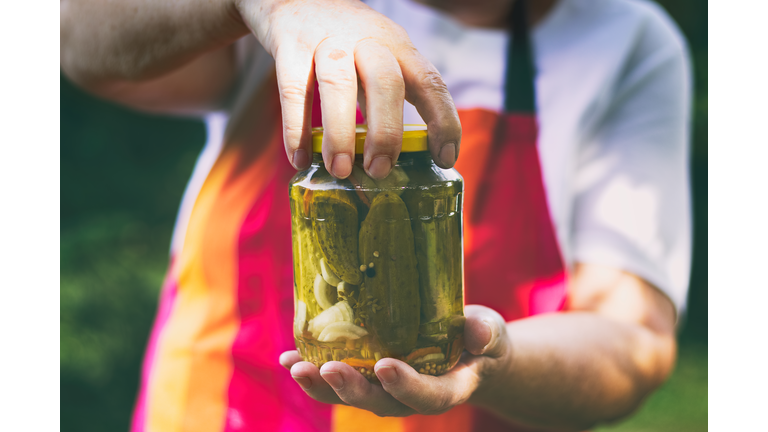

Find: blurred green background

[60,1,707,431]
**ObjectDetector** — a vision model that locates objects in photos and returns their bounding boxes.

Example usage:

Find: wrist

[465,350,512,408]
[212,0,250,44]
[232,0,287,34]
[462,314,516,408]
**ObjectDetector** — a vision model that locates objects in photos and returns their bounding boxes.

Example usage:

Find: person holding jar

[60,0,691,431]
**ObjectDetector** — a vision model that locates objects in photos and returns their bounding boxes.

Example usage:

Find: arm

[60,0,461,176]
[467,263,676,429]
[60,0,248,114]
[280,263,677,431]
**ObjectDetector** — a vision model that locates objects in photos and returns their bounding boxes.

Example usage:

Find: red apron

[461,0,567,322]
[131,1,567,431]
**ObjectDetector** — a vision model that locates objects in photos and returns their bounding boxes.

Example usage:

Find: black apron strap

[503,0,536,114]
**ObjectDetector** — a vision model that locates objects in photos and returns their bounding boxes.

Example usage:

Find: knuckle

[355,37,382,52]
[416,68,449,94]
[368,124,403,149]
[283,123,306,148]
[284,122,305,134]
[367,72,405,95]
[419,394,459,416]
[324,131,357,149]
[389,23,410,41]
[317,70,357,89]
[405,66,451,105]
[279,81,309,102]
[418,398,450,416]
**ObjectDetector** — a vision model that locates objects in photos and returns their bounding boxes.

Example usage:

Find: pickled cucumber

[359,192,420,356]
[350,165,409,203]
[290,186,323,318]
[373,166,409,194]
[403,187,463,333]
[350,166,378,204]
[312,190,363,285]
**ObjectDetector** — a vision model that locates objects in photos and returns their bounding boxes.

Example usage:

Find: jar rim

[311,124,428,154]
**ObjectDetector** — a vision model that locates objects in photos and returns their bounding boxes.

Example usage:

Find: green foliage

[60,74,204,431]
[596,344,708,432]
[61,217,169,431]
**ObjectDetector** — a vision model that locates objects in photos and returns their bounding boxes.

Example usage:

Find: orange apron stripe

[145,150,238,432]
[146,138,281,432]
[332,405,404,432]
[403,405,473,432]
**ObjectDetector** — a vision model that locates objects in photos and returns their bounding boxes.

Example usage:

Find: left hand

[279,305,510,417]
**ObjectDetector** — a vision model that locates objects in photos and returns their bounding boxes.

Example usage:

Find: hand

[278,305,510,417]
[235,0,462,179]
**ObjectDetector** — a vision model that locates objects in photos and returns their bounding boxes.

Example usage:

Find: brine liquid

[289,172,464,382]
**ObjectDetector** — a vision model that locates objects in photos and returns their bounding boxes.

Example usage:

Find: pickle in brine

[373,166,409,194]
[350,165,410,204]
[290,185,323,318]
[359,192,420,356]
[312,190,363,285]
[403,184,463,335]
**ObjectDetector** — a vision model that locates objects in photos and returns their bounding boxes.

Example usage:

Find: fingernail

[438,143,456,167]
[481,319,494,353]
[331,154,352,178]
[375,365,398,384]
[320,371,345,390]
[367,156,392,179]
[292,376,311,390]
[292,149,309,169]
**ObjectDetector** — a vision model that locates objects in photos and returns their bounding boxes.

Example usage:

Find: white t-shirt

[172,0,692,312]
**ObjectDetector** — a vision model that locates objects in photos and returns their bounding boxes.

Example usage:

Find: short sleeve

[570,4,693,313]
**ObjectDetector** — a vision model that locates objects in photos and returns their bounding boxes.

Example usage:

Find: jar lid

[311,124,428,154]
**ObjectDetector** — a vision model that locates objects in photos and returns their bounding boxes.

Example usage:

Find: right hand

[235,0,462,179]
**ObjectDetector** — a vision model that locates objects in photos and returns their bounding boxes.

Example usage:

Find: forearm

[470,312,676,431]
[60,0,249,89]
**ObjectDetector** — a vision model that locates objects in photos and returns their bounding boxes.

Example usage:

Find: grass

[61,217,170,432]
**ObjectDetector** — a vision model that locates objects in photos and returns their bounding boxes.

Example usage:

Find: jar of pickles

[289,125,464,382]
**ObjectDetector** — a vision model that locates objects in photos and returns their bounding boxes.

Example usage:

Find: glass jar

[289,125,464,382]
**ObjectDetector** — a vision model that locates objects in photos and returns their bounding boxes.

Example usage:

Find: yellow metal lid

[312,124,428,154]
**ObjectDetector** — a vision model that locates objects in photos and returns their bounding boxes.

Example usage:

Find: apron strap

[503,0,536,114]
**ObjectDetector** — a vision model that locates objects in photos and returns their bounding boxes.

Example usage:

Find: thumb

[463,305,509,358]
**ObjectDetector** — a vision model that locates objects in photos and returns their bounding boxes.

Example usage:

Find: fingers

[277,37,459,175]
[374,358,480,415]
[464,305,510,358]
[315,41,358,179]
[319,361,416,417]
[282,307,508,417]
[289,360,347,405]
[285,357,416,416]
[373,306,508,415]
[279,350,302,370]
[395,47,461,168]
[275,44,315,170]
[355,40,405,179]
